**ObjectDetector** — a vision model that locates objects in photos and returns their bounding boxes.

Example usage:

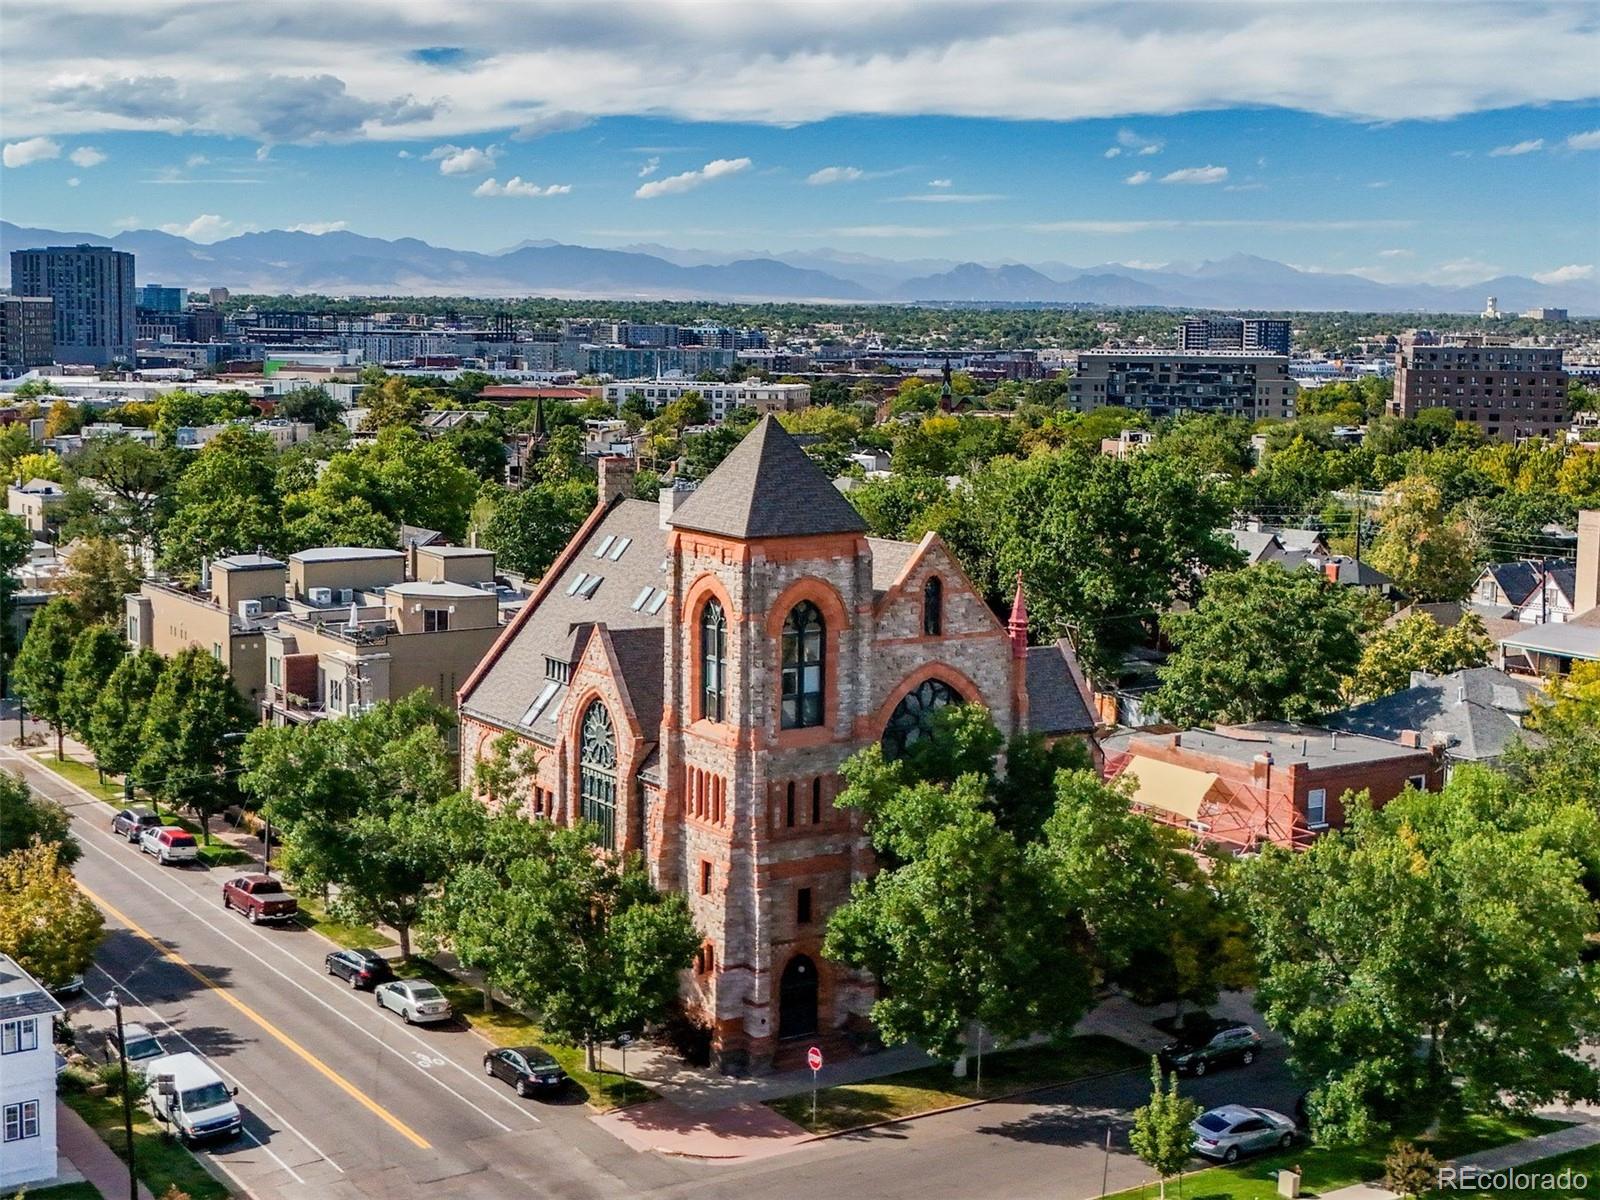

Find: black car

[1158,1021,1263,1076]
[483,1046,568,1098]
[111,807,163,843]
[324,948,395,990]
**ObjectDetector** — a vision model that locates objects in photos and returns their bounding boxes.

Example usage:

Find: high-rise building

[0,296,55,371]
[1391,335,1567,442]
[1179,315,1291,356]
[208,287,230,305]
[1068,350,1298,420]
[9,244,135,367]
[138,284,188,312]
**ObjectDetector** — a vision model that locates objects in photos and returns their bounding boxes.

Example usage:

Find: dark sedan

[483,1046,568,1098]
[324,948,395,990]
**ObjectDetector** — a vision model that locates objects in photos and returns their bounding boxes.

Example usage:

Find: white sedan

[374,979,453,1025]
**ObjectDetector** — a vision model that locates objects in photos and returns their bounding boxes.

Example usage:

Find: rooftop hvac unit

[237,599,262,620]
[337,588,354,604]
[308,587,334,605]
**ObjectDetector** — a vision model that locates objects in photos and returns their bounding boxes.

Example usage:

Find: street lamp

[103,992,138,1200]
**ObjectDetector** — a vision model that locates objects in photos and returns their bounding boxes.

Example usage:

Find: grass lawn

[294,896,392,950]
[767,1034,1147,1134]
[1452,1143,1600,1197]
[1103,1111,1566,1200]
[59,1070,229,1200]
[21,1183,106,1200]
[399,958,655,1112]
[31,752,124,804]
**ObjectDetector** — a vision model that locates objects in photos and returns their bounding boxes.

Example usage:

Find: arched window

[780,601,825,729]
[882,679,962,761]
[922,576,943,637]
[578,701,617,849]
[699,599,727,722]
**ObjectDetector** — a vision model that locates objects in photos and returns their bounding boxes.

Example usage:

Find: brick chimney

[1577,509,1600,616]
[1008,572,1029,732]
[1323,558,1342,584]
[1398,729,1422,748]
[598,454,636,506]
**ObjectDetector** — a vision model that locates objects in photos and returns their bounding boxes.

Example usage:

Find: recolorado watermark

[1436,1165,1589,1192]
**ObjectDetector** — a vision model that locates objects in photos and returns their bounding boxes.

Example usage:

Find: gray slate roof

[1325,667,1542,763]
[0,953,63,1021]
[1026,641,1097,736]
[866,537,917,599]
[669,415,869,540]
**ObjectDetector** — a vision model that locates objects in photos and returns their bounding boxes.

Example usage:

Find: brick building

[1102,722,1442,852]
[457,417,1097,1073]
[1068,351,1297,420]
[1391,335,1568,441]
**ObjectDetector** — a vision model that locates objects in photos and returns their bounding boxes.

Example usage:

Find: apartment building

[602,378,811,420]
[9,244,136,367]
[0,296,54,371]
[1178,316,1291,356]
[1068,351,1297,420]
[0,954,64,1191]
[6,478,68,535]
[1391,335,1568,441]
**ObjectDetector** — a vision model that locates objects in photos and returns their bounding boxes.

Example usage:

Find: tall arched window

[922,576,943,637]
[699,599,727,722]
[780,601,825,729]
[579,701,617,849]
[882,679,962,760]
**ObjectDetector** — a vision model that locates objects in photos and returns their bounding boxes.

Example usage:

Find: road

[12,739,1300,1200]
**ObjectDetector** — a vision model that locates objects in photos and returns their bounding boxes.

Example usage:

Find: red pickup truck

[221,874,299,924]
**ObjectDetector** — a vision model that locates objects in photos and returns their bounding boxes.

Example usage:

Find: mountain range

[3,221,1595,314]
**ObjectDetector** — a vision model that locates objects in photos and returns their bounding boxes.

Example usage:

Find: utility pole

[105,992,137,1200]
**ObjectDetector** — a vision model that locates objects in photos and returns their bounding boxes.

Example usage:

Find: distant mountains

[3,221,1595,314]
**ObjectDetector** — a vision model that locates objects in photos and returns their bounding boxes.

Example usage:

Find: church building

[457,416,1096,1072]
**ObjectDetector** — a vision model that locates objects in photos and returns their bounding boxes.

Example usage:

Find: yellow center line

[78,880,432,1151]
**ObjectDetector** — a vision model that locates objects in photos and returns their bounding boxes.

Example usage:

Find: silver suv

[1191,1105,1296,1162]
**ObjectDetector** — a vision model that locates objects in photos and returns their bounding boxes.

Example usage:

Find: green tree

[1505,661,1600,812]
[60,624,128,752]
[296,427,481,542]
[274,385,343,430]
[0,773,78,864]
[1152,565,1367,726]
[357,376,426,429]
[476,479,595,579]
[88,649,166,782]
[1129,1059,1204,1199]
[53,536,141,628]
[1367,476,1481,601]
[0,512,33,697]
[446,422,511,484]
[161,428,281,574]
[14,597,80,758]
[61,435,176,549]
[1238,770,1600,1141]
[432,811,700,1069]
[10,450,67,485]
[135,647,253,840]
[1347,613,1491,702]
[0,840,103,990]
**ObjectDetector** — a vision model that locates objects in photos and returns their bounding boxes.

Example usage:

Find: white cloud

[927,178,952,188]
[1104,147,1122,159]
[110,215,140,230]
[1488,138,1544,156]
[1430,257,1501,284]
[426,143,497,174]
[510,110,592,140]
[473,176,571,197]
[635,156,750,199]
[1025,218,1415,234]
[158,213,250,242]
[1160,165,1228,185]
[1115,128,1163,155]
[895,191,1004,203]
[638,156,660,177]
[807,165,864,185]
[3,137,61,167]
[1378,248,1414,258]
[824,224,953,238]
[396,149,412,158]
[186,153,210,167]
[1124,170,1152,185]
[255,144,272,161]
[1136,144,1161,156]
[1532,263,1594,285]
[1366,179,1390,188]
[285,220,349,234]
[68,145,106,167]
[1223,182,1266,191]
[1566,130,1600,151]
[66,176,80,187]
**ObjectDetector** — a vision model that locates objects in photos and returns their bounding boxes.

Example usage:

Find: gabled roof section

[668,415,869,540]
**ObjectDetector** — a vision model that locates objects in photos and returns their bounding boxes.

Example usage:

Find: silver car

[374,979,453,1025]
[1191,1105,1296,1162]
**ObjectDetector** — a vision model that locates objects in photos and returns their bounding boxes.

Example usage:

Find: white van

[144,1052,242,1142]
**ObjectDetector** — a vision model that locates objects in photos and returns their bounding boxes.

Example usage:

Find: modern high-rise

[1179,315,1291,356]
[0,296,54,371]
[9,244,136,367]
[138,283,188,312]
[1069,350,1298,420]
[1391,335,1568,442]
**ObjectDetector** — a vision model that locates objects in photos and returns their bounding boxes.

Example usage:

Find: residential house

[0,953,63,1190]
[1498,509,1600,676]
[1102,721,1441,852]
[6,478,67,535]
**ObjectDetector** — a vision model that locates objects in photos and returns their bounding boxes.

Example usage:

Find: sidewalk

[55,1098,156,1200]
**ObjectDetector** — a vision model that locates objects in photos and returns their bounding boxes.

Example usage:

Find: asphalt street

[13,739,1300,1200]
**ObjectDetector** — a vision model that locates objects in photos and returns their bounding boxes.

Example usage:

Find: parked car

[324,948,395,990]
[105,1022,166,1069]
[47,974,85,1001]
[111,807,163,843]
[1191,1105,1296,1162]
[1158,1020,1262,1076]
[139,826,199,865]
[145,1051,242,1143]
[482,1046,568,1098]
[221,874,298,924]
[374,979,452,1025]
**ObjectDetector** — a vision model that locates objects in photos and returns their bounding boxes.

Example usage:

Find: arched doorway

[881,678,962,760]
[778,954,819,1040]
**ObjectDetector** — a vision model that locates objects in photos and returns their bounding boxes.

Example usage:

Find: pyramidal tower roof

[667,415,869,540]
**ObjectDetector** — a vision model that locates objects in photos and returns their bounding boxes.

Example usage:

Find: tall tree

[52,537,141,628]
[0,840,103,990]
[88,649,166,784]
[1367,476,1481,601]
[1152,564,1368,726]
[433,812,700,1069]
[0,773,78,864]
[61,435,176,549]
[0,512,33,698]
[60,624,128,753]
[274,385,343,430]
[135,647,253,840]
[1130,1059,1204,1200]
[161,428,281,574]
[1347,613,1491,702]
[476,479,596,580]
[13,597,80,758]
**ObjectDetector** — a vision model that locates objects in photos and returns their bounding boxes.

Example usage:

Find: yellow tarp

[1119,756,1222,821]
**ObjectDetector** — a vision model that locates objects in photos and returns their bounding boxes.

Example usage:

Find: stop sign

[807,1045,823,1071]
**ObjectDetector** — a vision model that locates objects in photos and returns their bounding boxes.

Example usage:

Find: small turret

[1008,571,1029,660]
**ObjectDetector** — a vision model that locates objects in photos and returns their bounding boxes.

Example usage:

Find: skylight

[595,535,616,558]
[520,680,559,726]
[579,574,603,598]
[646,590,668,615]
[566,573,588,595]
[608,537,632,561]
[631,586,654,612]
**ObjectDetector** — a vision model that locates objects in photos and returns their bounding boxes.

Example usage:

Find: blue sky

[2,1,1597,283]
